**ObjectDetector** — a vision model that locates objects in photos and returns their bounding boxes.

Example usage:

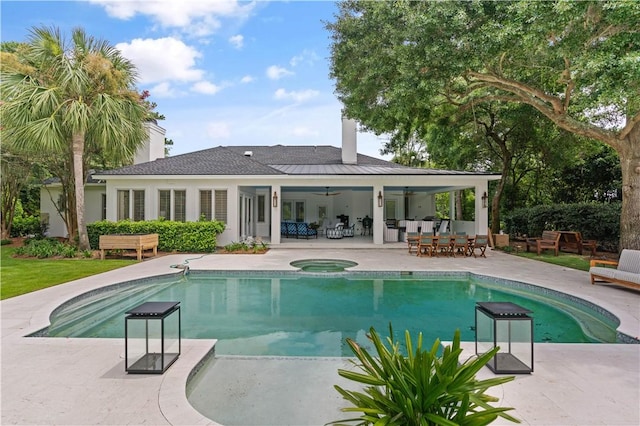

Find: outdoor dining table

[410,234,476,257]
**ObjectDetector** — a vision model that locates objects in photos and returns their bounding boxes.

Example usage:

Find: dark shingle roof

[225,145,401,167]
[97,146,284,176]
[95,144,495,177]
[97,145,409,176]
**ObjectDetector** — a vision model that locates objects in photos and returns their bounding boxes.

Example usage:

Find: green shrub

[87,219,225,252]
[330,326,518,426]
[14,238,78,259]
[504,202,620,251]
[11,214,43,237]
[224,238,268,253]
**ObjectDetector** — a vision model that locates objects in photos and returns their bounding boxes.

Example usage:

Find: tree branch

[467,71,564,113]
[562,57,574,112]
[462,71,621,148]
[620,111,640,141]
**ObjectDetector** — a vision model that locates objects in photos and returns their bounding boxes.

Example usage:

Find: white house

[42,119,500,246]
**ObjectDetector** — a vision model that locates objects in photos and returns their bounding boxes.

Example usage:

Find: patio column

[475,183,489,235]
[449,192,456,228]
[271,185,281,245]
[373,185,384,245]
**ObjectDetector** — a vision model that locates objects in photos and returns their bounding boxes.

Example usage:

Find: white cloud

[90,0,256,36]
[149,82,178,98]
[116,37,204,84]
[240,75,254,83]
[229,34,244,49]
[274,88,320,103]
[207,121,232,139]
[290,49,319,67]
[266,65,293,80]
[191,81,223,95]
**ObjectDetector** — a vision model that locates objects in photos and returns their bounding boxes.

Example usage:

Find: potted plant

[329,325,519,425]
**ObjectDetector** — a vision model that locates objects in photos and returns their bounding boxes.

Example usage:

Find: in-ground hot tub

[289,259,358,272]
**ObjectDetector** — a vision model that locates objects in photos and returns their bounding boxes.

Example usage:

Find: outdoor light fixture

[475,301,533,374]
[377,191,383,207]
[272,191,278,208]
[481,191,488,208]
[125,301,181,374]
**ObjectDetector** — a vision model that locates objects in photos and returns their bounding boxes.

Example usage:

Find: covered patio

[270,180,498,246]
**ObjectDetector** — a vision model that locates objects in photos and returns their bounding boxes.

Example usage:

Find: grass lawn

[1,246,135,300]
[508,249,592,271]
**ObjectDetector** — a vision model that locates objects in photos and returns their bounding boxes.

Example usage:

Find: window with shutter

[200,190,212,221]
[214,189,227,223]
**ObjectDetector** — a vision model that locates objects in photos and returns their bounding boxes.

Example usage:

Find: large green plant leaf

[329,326,519,426]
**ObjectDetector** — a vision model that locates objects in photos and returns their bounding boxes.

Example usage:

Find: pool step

[46,279,180,337]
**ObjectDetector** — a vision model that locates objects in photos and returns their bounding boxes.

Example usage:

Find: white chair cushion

[589,267,616,279]
[618,249,640,274]
[613,270,640,285]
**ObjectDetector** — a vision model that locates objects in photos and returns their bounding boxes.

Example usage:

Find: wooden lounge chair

[526,230,561,256]
[417,234,436,257]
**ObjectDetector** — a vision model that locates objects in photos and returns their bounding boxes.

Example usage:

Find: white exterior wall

[40,185,104,238]
[102,174,496,245]
[40,186,64,237]
[104,178,239,246]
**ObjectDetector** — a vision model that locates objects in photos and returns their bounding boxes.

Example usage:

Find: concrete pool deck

[1,248,639,425]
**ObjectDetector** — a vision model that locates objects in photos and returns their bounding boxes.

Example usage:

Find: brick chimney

[341,117,357,165]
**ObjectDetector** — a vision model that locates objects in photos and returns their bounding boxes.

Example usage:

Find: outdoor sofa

[590,249,640,291]
[281,221,318,239]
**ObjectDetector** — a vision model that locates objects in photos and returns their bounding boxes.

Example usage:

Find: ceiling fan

[312,187,341,196]
[391,187,417,196]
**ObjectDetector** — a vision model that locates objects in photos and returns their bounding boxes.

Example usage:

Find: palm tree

[1,26,147,249]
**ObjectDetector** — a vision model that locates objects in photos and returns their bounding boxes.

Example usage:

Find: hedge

[87,219,225,252]
[504,202,620,251]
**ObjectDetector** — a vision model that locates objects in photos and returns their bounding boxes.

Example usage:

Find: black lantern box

[125,301,181,374]
[475,302,533,374]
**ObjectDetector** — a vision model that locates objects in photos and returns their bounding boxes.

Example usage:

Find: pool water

[43,272,620,356]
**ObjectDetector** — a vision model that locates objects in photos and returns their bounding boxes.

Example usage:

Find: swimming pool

[41,271,623,356]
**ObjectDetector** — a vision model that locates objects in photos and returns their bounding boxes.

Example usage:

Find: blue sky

[1,0,390,159]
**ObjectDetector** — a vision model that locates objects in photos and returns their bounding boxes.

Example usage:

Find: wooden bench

[99,233,159,261]
[526,230,561,256]
[556,231,596,256]
[581,239,597,257]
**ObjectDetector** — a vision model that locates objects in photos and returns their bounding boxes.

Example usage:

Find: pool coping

[2,249,639,425]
